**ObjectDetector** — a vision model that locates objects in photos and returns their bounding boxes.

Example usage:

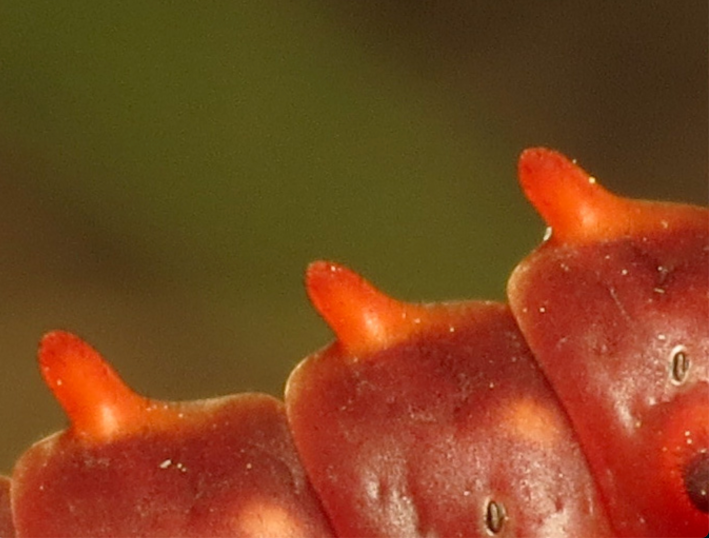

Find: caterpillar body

[1,148,707,537]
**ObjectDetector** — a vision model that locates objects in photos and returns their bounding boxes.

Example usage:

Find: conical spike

[19,332,337,536]
[306,261,430,356]
[518,147,705,245]
[39,331,165,441]
[509,149,709,536]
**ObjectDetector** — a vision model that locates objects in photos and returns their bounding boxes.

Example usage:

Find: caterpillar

[0,148,706,537]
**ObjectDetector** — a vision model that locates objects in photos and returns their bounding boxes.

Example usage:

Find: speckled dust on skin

[685,430,694,446]
[158,458,188,472]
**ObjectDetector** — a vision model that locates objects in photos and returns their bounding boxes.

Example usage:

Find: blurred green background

[0,2,706,472]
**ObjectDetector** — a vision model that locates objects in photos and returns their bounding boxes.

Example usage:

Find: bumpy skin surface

[286,262,613,537]
[2,148,708,537]
[508,149,709,537]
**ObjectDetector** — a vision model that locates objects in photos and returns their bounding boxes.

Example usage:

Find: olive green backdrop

[0,1,706,471]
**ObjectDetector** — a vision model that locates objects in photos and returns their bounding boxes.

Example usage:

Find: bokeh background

[0,2,706,472]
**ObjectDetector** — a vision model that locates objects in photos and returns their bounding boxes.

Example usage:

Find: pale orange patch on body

[500,397,563,447]
[233,500,311,538]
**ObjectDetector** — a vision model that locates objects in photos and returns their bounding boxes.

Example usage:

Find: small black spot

[685,451,709,513]
[485,499,506,534]
[670,347,690,385]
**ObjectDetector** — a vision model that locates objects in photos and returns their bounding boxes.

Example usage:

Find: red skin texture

[508,149,709,537]
[286,262,613,537]
[11,332,335,537]
[4,148,707,537]
[0,475,15,537]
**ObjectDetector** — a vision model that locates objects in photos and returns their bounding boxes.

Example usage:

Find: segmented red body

[1,148,707,537]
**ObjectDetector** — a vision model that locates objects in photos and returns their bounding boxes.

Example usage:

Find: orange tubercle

[518,148,707,245]
[306,261,432,356]
[39,331,176,442]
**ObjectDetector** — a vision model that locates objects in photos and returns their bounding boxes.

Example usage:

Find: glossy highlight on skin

[510,149,709,537]
[0,148,706,537]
